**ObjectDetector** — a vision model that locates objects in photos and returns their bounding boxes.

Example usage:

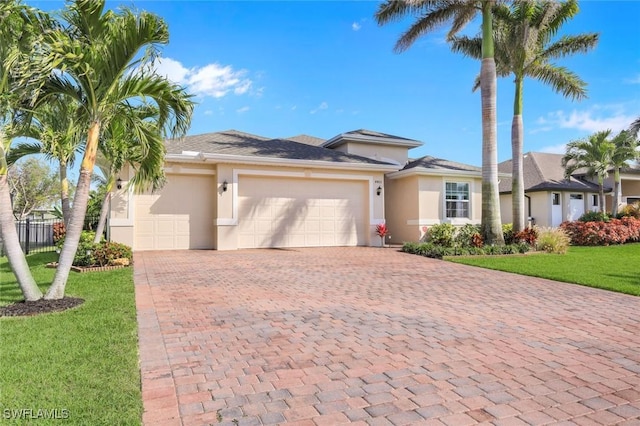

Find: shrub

[52,221,66,243]
[579,210,610,222]
[454,224,481,248]
[618,202,640,219]
[536,227,570,254]
[560,217,640,246]
[514,227,538,246]
[92,242,133,267]
[502,223,515,245]
[423,223,456,247]
[401,242,530,259]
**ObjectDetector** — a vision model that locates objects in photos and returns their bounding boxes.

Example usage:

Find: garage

[134,174,216,250]
[237,176,368,249]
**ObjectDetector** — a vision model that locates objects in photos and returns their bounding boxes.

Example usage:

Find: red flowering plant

[376,223,389,247]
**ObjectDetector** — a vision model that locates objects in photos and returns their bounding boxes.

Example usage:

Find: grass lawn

[0,253,142,425]
[448,243,640,296]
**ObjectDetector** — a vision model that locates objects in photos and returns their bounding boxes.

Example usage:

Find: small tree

[8,157,60,219]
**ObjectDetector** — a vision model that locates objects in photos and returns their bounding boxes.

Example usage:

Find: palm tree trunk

[480,1,504,245]
[45,121,101,300]
[612,167,621,216]
[59,159,71,226]
[598,176,605,214]
[511,77,525,233]
[93,190,111,244]
[0,148,42,301]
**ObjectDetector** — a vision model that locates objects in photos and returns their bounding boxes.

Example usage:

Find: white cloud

[534,107,636,134]
[236,106,250,114]
[204,110,213,116]
[352,22,361,31]
[310,101,328,114]
[291,105,297,111]
[153,57,253,99]
[539,143,568,154]
[625,74,640,84]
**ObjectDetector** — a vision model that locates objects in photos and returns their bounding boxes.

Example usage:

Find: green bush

[92,242,133,267]
[579,210,610,222]
[617,201,640,219]
[502,223,515,244]
[401,242,530,259]
[454,224,482,248]
[536,227,570,254]
[423,223,456,246]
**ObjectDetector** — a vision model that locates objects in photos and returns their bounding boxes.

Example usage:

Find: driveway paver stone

[134,247,640,425]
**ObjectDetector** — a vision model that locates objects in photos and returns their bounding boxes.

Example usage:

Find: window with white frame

[445,182,470,218]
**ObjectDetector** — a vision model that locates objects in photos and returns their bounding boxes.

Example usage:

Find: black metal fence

[0,216,103,256]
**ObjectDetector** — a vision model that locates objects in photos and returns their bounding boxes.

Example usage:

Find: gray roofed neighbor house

[498,152,605,193]
[284,134,326,146]
[403,155,481,173]
[165,130,396,166]
[323,129,423,149]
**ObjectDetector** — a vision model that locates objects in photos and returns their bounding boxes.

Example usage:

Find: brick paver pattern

[134,247,640,426]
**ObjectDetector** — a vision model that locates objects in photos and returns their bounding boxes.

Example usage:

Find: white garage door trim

[216,168,385,226]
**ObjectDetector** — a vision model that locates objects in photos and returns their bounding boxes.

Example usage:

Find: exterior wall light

[222,180,228,192]
[376,186,382,196]
[116,177,123,190]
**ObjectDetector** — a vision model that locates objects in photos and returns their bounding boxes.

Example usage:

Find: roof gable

[323,128,422,149]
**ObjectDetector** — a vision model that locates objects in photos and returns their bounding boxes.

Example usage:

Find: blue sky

[29,1,640,167]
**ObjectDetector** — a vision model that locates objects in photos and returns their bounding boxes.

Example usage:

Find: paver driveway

[134,247,640,426]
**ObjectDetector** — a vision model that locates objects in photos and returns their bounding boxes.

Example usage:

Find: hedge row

[560,217,640,246]
[402,241,531,259]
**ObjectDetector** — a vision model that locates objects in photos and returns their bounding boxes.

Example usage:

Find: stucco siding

[385,175,419,244]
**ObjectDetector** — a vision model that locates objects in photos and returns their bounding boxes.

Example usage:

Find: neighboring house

[596,165,640,212]
[498,152,608,227]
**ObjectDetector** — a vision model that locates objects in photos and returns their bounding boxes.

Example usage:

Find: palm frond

[529,63,587,101]
[541,34,599,61]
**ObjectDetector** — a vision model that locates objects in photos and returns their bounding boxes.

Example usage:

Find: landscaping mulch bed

[0,297,84,317]
[46,262,127,273]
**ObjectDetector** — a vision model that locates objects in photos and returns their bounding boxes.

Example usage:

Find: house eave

[323,133,422,149]
[165,152,400,172]
[387,167,508,180]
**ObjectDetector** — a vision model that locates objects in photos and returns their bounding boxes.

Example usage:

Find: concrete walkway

[134,247,640,425]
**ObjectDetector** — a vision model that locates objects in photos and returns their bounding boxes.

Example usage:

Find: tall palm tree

[92,104,166,244]
[562,130,615,213]
[610,130,639,215]
[375,0,504,244]
[23,0,193,300]
[630,117,640,136]
[450,0,598,232]
[0,0,52,301]
[8,95,84,226]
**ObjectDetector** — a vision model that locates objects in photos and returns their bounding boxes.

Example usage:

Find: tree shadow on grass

[0,252,58,305]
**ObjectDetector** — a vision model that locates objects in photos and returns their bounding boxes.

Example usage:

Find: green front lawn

[448,243,640,296]
[0,253,142,425]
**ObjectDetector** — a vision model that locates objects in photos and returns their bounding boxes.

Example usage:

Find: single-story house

[109,129,491,250]
[498,152,640,227]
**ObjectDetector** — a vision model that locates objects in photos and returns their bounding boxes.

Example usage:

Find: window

[570,194,583,200]
[592,194,598,206]
[552,193,560,205]
[445,182,470,218]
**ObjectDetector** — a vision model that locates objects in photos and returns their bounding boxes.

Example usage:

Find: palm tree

[610,130,639,215]
[8,95,84,226]
[375,0,504,244]
[23,0,193,300]
[562,130,615,213]
[92,104,166,244]
[450,0,598,232]
[0,0,52,301]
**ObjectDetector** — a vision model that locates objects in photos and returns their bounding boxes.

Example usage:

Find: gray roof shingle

[498,152,604,193]
[403,155,481,173]
[324,128,422,148]
[165,130,395,166]
[284,134,326,146]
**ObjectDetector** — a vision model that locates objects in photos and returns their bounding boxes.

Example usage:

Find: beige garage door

[134,174,215,250]
[238,176,368,249]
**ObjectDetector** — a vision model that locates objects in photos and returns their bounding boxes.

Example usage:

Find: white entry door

[567,193,585,221]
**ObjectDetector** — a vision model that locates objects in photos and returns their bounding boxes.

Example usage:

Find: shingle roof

[284,134,326,146]
[403,155,481,173]
[498,152,604,193]
[165,130,395,166]
[324,128,422,148]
